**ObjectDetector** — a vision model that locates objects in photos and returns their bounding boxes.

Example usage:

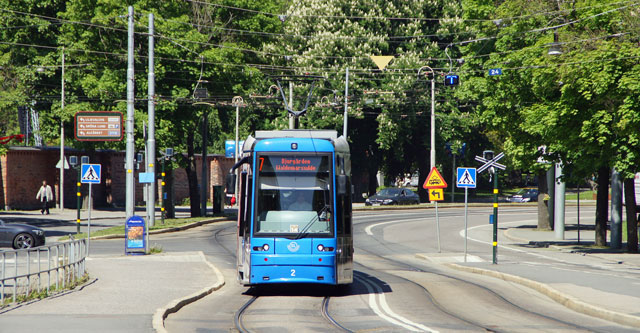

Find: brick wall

[0,147,232,210]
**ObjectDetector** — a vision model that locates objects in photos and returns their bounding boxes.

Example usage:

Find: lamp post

[418,66,436,170]
[231,96,245,205]
[60,48,65,211]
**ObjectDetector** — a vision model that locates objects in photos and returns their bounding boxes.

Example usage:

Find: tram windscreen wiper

[294,205,330,240]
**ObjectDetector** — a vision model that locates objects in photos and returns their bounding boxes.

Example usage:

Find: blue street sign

[489,68,502,76]
[457,168,477,188]
[225,140,244,158]
[444,74,459,86]
[81,164,101,184]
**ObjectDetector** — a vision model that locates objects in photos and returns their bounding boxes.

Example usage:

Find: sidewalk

[0,251,224,333]
[445,220,640,328]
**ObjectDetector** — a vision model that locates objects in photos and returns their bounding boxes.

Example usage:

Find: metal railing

[0,238,87,305]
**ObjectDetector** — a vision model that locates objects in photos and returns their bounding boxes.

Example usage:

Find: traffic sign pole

[493,173,498,264]
[435,201,441,253]
[464,187,468,263]
[88,183,92,256]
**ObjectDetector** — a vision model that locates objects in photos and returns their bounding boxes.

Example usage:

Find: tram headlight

[317,244,334,252]
[252,244,270,251]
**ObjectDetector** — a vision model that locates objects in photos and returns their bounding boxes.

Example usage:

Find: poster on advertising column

[125,215,146,255]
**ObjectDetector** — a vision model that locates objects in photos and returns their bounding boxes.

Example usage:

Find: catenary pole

[343,67,349,138]
[430,75,435,170]
[60,48,65,211]
[146,13,156,227]
[125,6,135,219]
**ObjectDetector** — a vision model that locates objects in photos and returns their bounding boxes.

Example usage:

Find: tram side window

[238,172,251,237]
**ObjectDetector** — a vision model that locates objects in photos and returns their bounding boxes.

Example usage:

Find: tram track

[353,245,600,333]
[215,225,353,332]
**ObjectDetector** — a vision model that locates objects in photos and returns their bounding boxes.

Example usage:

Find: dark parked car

[506,188,539,203]
[0,219,46,249]
[365,188,420,206]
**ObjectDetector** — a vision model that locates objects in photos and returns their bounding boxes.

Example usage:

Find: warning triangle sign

[423,167,448,189]
[370,55,394,70]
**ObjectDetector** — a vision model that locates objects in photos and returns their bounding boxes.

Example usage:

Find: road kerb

[446,263,640,328]
[152,251,226,333]
[86,217,232,240]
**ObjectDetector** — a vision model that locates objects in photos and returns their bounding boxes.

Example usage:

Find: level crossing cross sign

[475,152,506,173]
[423,167,448,189]
[456,168,477,188]
[81,164,101,184]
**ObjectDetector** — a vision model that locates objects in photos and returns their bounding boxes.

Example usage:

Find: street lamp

[231,96,246,206]
[548,31,563,56]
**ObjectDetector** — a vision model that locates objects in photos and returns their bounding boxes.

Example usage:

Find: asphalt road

[5,205,637,332]
[161,206,637,332]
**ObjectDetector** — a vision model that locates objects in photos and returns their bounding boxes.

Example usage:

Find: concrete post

[554,163,565,240]
[146,13,156,227]
[125,6,135,219]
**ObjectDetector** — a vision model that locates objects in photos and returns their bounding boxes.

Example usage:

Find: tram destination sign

[74,111,123,141]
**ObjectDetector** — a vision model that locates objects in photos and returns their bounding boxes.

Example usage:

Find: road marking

[356,276,438,332]
[365,218,428,236]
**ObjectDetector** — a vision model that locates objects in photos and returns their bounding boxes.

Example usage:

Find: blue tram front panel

[250,237,337,284]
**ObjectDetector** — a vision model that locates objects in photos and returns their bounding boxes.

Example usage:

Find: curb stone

[152,251,226,333]
[65,217,233,241]
[445,262,640,328]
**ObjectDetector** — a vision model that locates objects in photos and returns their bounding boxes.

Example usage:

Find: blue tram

[227,130,353,285]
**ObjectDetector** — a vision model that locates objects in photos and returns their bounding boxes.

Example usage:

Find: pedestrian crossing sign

[456,167,476,188]
[423,167,447,189]
[81,164,101,184]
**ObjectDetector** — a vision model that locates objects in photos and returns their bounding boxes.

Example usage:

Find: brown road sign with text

[75,111,123,141]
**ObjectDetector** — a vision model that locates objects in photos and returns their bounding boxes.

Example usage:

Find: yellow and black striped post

[77,165,82,234]
[492,173,499,264]
[161,158,165,224]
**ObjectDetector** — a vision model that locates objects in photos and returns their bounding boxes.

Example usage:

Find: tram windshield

[255,154,333,237]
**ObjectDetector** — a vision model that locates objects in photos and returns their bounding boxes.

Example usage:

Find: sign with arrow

[428,188,444,201]
[423,167,448,189]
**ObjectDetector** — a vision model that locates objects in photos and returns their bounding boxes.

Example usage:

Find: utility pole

[59,48,65,211]
[125,6,135,219]
[430,72,435,170]
[343,67,349,138]
[288,82,295,129]
[146,13,156,227]
[201,111,208,217]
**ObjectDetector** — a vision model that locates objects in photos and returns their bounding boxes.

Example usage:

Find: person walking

[36,180,53,215]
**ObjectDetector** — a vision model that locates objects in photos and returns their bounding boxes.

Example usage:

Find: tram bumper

[250,254,336,284]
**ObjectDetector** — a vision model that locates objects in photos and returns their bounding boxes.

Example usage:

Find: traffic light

[444,74,459,86]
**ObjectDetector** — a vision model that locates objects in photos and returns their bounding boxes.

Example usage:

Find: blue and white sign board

[81,164,101,184]
[457,168,477,188]
[138,172,155,183]
[225,140,244,158]
[489,68,502,76]
[125,215,146,254]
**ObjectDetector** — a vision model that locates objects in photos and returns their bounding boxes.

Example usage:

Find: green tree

[459,0,640,248]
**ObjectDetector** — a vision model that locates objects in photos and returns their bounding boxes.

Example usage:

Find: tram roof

[255,130,337,140]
